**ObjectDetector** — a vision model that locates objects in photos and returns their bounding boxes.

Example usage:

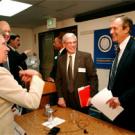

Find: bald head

[0,21,11,42]
[0,29,9,64]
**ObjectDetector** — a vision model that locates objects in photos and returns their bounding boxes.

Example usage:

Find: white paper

[42,117,65,129]
[14,121,26,135]
[91,88,124,121]
[78,68,86,72]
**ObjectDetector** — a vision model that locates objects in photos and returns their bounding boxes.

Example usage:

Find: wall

[33,10,135,90]
[33,18,76,58]
[12,10,135,91]
[11,27,35,53]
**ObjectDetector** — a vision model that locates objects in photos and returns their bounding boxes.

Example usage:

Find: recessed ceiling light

[0,0,32,17]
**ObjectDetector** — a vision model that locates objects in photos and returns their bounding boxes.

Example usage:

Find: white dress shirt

[118,35,130,65]
[67,53,76,78]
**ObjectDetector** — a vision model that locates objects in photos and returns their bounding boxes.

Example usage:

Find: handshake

[19,69,42,85]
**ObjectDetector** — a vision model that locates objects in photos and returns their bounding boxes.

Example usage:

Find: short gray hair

[62,33,77,43]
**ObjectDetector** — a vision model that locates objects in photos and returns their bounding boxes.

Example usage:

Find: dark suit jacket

[8,46,27,85]
[56,51,98,112]
[50,48,67,80]
[108,37,135,131]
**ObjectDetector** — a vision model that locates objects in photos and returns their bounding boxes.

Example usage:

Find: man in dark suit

[7,35,29,85]
[48,35,67,82]
[107,16,135,131]
[46,34,67,105]
[56,33,98,114]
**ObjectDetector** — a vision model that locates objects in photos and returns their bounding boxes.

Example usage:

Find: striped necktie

[67,55,74,92]
[108,45,120,90]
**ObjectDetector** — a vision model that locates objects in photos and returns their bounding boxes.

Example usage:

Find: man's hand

[24,49,32,56]
[19,69,42,84]
[46,77,55,82]
[58,97,66,107]
[86,97,92,106]
[106,97,121,109]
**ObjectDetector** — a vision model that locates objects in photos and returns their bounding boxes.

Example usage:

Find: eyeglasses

[64,41,77,45]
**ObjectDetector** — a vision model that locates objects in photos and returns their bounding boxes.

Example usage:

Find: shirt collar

[67,52,76,58]
[119,35,130,51]
[8,45,16,51]
[59,48,65,54]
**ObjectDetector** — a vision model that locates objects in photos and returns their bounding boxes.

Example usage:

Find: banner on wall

[94,28,115,69]
[94,26,135,69]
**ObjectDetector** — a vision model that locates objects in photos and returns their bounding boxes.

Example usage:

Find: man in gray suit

[56,33,98,113]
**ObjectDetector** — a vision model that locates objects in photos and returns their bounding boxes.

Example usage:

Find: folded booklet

[78,85,90,108]
[91,88,124,121]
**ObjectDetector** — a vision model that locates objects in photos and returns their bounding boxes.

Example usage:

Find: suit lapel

[62,54,68,78]
[74,52,80,80]
[115,37,133,79]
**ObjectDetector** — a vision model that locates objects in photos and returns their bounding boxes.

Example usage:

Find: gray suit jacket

[0,67,44,134]
[56,51,98,111]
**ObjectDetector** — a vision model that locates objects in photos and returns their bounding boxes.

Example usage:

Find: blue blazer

[108,37,135,131]
[8,46,27,85]
[50,48,67,80]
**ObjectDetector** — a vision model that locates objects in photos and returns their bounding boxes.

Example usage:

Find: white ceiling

[0,0,132,28]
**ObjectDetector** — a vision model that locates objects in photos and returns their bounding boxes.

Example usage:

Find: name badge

[78,68,86,73]
[54,56,58,60]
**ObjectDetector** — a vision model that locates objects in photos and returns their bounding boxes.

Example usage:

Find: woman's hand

[19,69,42,85]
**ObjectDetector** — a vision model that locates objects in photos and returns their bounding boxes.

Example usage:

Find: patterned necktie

[68,55,74,92]
[108,45,120,90]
